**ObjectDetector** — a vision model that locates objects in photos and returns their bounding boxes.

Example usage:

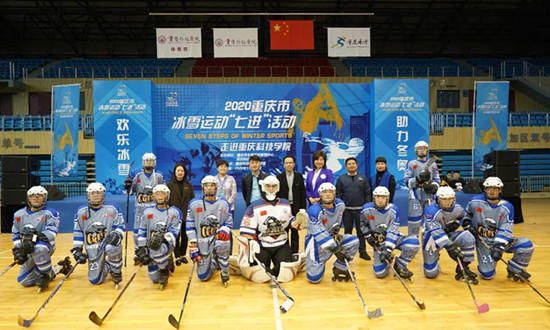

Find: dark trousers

[257,244,293,277]
[343,209,366,253]
[174,222,188,258]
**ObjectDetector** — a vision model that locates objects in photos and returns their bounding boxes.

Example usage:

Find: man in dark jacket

[241,155,267,207]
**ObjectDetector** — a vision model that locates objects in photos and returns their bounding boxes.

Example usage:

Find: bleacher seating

[342,58,478,77]
[42,58,181,78]
[467,58,550,78]
[0,58,50,79]
[430,112,549,132]
[191,58,335,77]
[0,114,94,132]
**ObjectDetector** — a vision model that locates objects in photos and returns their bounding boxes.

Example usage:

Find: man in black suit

[241,155,267,207]
[277,156,307,254]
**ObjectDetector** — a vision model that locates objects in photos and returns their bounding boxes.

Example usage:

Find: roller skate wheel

[280,307,287,314]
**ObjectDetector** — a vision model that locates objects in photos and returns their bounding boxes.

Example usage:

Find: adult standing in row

[277,156,307,254]
[167,163,195,264]
[336,157,372,261]
[305,150,334,205]
[215,159,237,213]
[242,155,267,208]
[370,156,396,203]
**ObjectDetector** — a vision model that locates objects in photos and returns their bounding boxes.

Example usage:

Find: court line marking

[3,306,549,326]
[272,286,283,330]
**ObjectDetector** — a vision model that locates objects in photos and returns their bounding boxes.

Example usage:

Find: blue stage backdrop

[370,79,429,188]
[153,83,371,187]
[93,81,153,194]
[473,81,509,171]
[52,84,80,177]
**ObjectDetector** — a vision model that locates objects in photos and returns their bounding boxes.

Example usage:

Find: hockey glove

[104,231,122,246]
[189,240,202,263]
[71,247,88,264]
[365,231,377,247]
[215,226,231,241]
[379,246,393,264]
[20,238,35,256]
[123,177,133,192]
[147,233,166,251]
[416,170,431,186]
[444,221,461,235]
[12,247,28,265]
[423,182,438,195]
[491,242,506,261]
[328,245,350,263]
[461,218,472,230]
[445,242,463,261]
[292,209,309,230]
[135,246,151,265]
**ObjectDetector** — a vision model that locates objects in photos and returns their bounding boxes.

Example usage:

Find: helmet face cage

[373,195,389,210]
[142,153,157,169]
[152,185,170,205]
[201,176,218,198]
[87,183,106,207]
[415,140,429,157]
[27,186,47,209]
[261,176,280,201]
[436,187,455,210]
[483,177,503,200]
[318,183,336,205]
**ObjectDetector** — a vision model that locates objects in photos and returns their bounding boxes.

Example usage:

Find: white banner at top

[213,28,258,58]
[156,28,202,58]
[327,27,371,57]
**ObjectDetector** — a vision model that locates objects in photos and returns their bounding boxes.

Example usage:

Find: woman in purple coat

[305,150,334,205]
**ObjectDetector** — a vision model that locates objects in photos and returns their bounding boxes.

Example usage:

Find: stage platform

[45,189,476,233]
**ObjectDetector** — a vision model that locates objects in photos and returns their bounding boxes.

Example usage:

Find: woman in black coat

[167,163,195,264]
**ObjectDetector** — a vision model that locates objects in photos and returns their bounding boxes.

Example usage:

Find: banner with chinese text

[156,28,202,58]
[327,27,371,57]
[93,81,153,194]
[213,28,258,58]
[370,79,430,188]
[473,81,509,171]
[52,84,80,177]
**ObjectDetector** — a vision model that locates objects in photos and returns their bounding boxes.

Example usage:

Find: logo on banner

[63,91,72,105]
[398,83,407,94]
[477,118,502,146]
[331,36,347,48]
[166,92,179,107]
[158,36,166,44]
[117,84,127,97]
[488,88,498,100]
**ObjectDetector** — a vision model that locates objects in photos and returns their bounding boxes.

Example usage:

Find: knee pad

[277,254,303,283]
[240,264,270,283]
[228,256,242,275]
[215,240,230,258]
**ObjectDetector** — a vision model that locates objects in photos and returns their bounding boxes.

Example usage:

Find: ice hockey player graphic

[360,186,419,281]
[305,182,359,283]
[11,186,71,292]
[422,187,477,284]
[403,141,441,236]
[186,176,233,286]
[238,175,306,283]
[123,153,165,257]
[462,177,534,282]
[136,184,182,290]
[73,182,125,288]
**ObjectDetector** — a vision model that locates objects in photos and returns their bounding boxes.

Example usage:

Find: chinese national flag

[270,20,314,50]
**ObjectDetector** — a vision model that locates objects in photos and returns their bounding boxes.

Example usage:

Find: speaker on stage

[483,150,521,197]
[483,150,520,167]
[45,185,66,201]
[1,156,40,206]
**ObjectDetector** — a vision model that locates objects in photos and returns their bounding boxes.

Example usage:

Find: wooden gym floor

[1,199,549,329]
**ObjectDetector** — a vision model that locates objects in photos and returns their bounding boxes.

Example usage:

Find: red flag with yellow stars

[270,20,314,50]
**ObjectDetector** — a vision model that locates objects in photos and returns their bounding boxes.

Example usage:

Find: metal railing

[347,65,489,77]
[36,66,177,79]
[429,112,550,133]
[190,65,336,77]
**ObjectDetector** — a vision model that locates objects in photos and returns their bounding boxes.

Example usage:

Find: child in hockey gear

[239,176,306,283]
[422,186,478,284]
[462,177,533,281]
[125,153,164,258]
[137,184,182,290]
[360,186,419,281]
[11,186,61,291]
[305,182,359,284]
[403,141,440,236]
[73,182,125,288]
[187,176,232,286]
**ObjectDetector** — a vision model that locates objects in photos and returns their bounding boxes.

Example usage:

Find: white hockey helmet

[373,186,390,210]
[201,175,218,198]
[318,182,336,205]
[142,153,157,168]
[415,140,429,157]
[483,177,503,188]
[436,186,455,210]
[152,184,170,205]
[86,182,106,208]
[260,175,280,201]
[27,186,48,209]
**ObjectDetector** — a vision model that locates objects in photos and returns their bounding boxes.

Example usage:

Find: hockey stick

[168,262,196,329]
[476,238,550,306]
[253,255,294,313]
[89,265,142,325]
[457,258,489,313]
[344,259,383,319]
[124,160,135,267]
[17,262,79,328]
[388,260,425,310]
[0,261,16,277]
